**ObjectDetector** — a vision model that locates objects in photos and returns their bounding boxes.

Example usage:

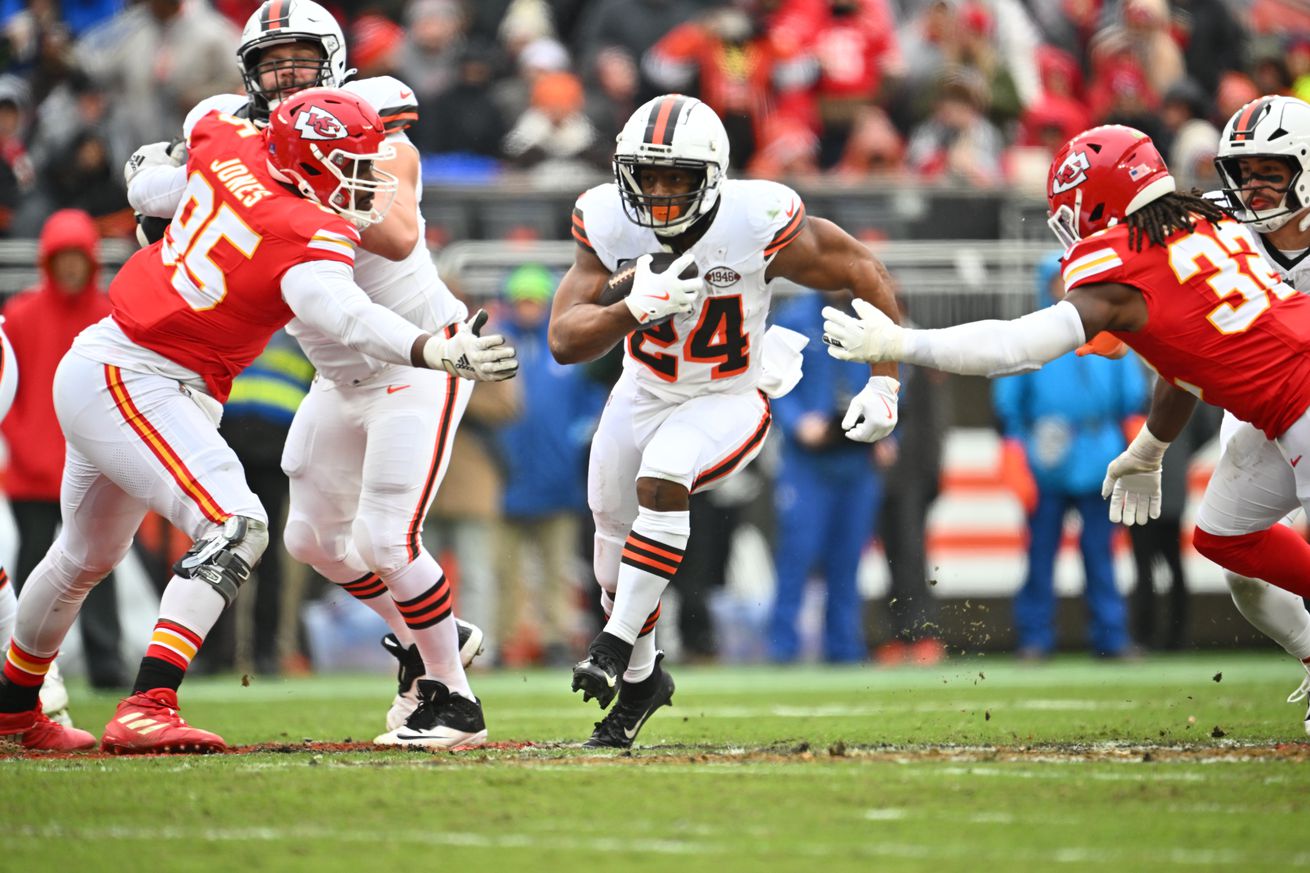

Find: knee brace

[352,515,410,579]
[173,515,269,607]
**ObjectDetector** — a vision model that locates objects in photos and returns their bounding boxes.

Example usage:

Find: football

[598,251,699,308]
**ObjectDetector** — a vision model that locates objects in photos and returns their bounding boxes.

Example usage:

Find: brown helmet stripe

[644,96,688,146]
[1232,97,1272,142]
[262,0,288,30]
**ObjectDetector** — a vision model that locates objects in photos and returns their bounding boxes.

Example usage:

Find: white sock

[625,633,658,684]
[605,507,689,643]
[385,552,472,700]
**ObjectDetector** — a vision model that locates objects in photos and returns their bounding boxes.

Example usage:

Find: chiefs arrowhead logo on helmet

[294,105,347,140]
[1051,150,1091,195]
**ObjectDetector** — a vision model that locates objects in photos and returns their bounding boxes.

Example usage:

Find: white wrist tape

[900,299,1087,377]
[1126,423,1170,466]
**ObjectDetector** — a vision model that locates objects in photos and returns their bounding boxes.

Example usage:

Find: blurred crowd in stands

[0,0,1303,238]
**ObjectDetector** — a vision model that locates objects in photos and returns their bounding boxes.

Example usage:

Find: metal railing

[0,231,1063,330]
[0,238,139,297]
[435,238,1062,328]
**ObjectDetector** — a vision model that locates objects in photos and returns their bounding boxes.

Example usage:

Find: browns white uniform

[183,77,472,591]
[573,178,805,578]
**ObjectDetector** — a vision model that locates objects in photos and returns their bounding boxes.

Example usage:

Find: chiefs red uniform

[1063,217,1310,438]
[110,110,360,401]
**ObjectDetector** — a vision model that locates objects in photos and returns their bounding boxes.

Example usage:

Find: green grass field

[4,651,1309,873]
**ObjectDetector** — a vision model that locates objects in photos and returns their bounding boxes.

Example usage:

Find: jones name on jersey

[183,76,464,386]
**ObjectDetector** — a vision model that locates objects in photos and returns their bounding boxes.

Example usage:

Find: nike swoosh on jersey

[386,385,411,394]
[399,89,413,99]
[785,201,796,218]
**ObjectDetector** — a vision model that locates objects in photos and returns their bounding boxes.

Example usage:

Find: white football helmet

[239,0,352,122]
[613,94,729,237]
[1215,95,1310,232]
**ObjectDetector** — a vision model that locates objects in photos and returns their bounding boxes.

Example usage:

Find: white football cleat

[38,661,73,728]
[382,619,485,731]
[374,679,486,750]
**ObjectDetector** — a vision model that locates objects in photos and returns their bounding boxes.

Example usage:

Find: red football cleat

[0,705,97,752]
[101,688,226,755]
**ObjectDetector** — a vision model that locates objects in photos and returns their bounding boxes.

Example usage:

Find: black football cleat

[584,655,675,749]
[571,647,626,709]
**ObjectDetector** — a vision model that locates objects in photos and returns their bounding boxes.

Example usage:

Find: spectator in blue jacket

[768,291,883,664]
[992,253,1148,660]
[496,264,606,666]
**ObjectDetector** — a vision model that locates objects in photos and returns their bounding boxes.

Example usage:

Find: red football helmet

[266,87,397,228]
[1046,125,1176,250]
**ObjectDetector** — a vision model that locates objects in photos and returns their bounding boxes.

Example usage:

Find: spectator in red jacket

[1,208,126,689]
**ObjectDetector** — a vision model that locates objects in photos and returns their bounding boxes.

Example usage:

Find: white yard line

[11,823,1304,867]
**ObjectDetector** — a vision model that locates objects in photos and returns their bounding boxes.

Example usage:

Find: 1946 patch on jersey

[704,266,741,288]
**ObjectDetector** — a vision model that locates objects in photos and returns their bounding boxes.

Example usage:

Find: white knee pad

[593,531,625,596]
[352,514,411,579]
[284,517,344,569]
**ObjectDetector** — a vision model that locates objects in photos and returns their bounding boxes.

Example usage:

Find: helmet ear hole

[1088,202,1104,223]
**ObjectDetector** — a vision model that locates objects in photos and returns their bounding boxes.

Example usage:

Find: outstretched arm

[823,280,1148,377]
[770,215,905,442]
[281,260,517,381]
[767,216,900,381]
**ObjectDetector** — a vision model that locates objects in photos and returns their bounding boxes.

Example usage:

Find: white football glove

[422,310,519,382]
[124,140,187,187]
[1102,424,1169,526]
[624,251,702,325]
[841,375,900,443]
[822,298,905,364]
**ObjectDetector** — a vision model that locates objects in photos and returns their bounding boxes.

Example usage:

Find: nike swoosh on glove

[822,298,905,363]
[625,251,702,325]
[423,310,519,382]
[841,375,900,443]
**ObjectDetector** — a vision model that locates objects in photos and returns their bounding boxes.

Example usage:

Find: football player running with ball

[824,125,1310,725]
[127,0,502,749]
[0,89,513,754]
[550,94,902,748]
[1209,95,1310,732]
